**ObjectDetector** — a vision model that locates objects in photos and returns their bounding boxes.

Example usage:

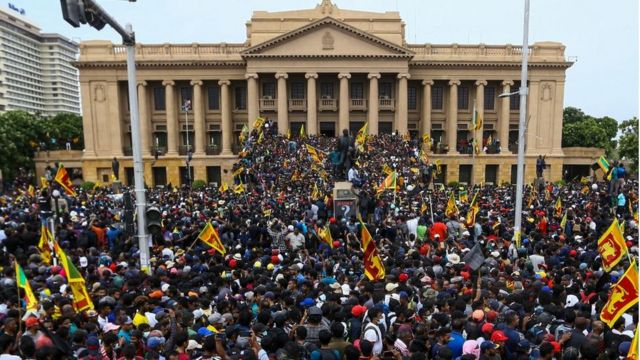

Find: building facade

[0,6,80,115]
[76,0,593,187]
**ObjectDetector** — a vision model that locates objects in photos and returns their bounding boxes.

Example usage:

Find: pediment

[242,17,413,59]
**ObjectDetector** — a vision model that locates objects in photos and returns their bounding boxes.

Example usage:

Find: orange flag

[598,218,628,272]
[198,222,226,255]
[54,165,76,196]
[600,261,638,328]
[360,221,385,281]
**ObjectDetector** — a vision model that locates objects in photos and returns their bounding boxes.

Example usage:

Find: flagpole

[48,218,57,266]
[15,262,22,334]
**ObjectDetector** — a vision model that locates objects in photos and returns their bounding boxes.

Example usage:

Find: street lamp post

[499,0,530,245]
[61,0,150,274]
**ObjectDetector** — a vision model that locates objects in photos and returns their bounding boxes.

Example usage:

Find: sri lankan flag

[466,192,479,227]
[15,262,38,311]
[299,124,306,139]
[233,183,245,194]
[600,261,638,327]
[628,326,639,360]
[38,221,53,265]
[218,182,229,193]
[472,102,483,130]
[54,165,76,196]
[253,117,265,129]
[596,156,612,180]
[27,185,35,197]
[286,128,291,140]
[598,218,628,272]
[459,190,468,203]
[445,192,458,218]
[355,122,368,152]
[305,144,324,164]
[377,171,397,195]
[560,211,568,232]
[232,167,245,178]
[422,133,431,146]
[318,226,334,249]
[554,197,562,216]
[382,164,393,175]
[198,222,226,255]
[435,160,442,174]
[53,242,93,312]
[360,221,385,281]
[311,183,321,200]
[40,177,49,189]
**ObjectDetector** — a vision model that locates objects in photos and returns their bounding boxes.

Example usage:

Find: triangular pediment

[242,17,413,58]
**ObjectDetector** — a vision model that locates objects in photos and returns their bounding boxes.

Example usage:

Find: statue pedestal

[112,180,122,194]
[333,182,358,220]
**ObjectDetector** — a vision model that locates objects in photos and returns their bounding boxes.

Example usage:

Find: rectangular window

[484,86,495,110]
[153,86,165,111]
[432,86,444,110]
[180,86,192,107]
[234,86,247,110]
[350,82,364,99]
[510,83,521,110]
[290,82,305,99]
[379,82,392,99]
[408,85,417,110]
[207,85,219,110]
[458,86,469,110]
[262,82,275,98]
[320,82,334,98]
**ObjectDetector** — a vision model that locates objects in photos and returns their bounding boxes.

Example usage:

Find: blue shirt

[448,331,465,358]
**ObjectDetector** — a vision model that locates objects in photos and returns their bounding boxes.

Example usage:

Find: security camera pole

[61,0,150,273]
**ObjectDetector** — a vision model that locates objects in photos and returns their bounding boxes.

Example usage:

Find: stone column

[338,73,351,135]
[552,81,565,155]
[396,73,410,135]
[162,80,177,155]
[447,79,461,154]
[500,80,514,153]
[275,72,288,135]
[305,72,318,135]
[190,80,205,155]
[136,81,151,156]
[474,80,487,150]
[107,82,124,157]
[80,82,96,157]
[246,73,259,129]
[219,80,232,155]
[366,73,380,135]
[421,80,434,142]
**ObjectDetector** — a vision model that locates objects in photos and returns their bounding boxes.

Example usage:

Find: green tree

[562,107,618,156]
[0,111,83,180]
[618,117,638,173]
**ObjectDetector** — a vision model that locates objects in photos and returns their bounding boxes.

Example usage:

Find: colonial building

[75,0,595,187]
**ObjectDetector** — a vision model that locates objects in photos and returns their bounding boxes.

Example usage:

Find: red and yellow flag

[305,144,325,164]
[445,192,458,218]
[600,261,638,328]
[53,242,94,312]
[554,197,562,216]
[466,192,480,227]
[377,171,397,195]
[198,222,226,255]
[318,226,334,249]
[598,218,628,272]
[38,222,53,265]
[54,165,76,197]
[360,221,385,281]
[15,262,38,312]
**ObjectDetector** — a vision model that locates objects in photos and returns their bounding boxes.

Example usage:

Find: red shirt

[430,222,447,241]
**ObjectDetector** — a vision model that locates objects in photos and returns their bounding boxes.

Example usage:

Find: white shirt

[286,232,305,251]
[348,168,359,182]
[364,323,383,355]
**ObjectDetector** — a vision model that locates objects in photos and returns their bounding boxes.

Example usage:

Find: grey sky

[17,0,639,121]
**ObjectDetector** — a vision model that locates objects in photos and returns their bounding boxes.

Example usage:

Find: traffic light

[60,0,85,28]
[60,0,106,30]
[145,207,162,235]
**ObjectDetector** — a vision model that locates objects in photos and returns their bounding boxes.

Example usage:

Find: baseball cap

[472,310,484,321]
[481,341,498,351]
[481,323,494,334]
[491,330,508,342]
[351,305,366,318]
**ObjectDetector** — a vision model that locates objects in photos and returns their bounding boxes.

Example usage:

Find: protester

[0,126,637,360]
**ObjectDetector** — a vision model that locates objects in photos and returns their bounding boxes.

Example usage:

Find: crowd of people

[0,120,637,360]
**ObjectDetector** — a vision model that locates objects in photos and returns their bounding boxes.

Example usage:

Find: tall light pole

[61,0,150,273]
[499,0,529,245]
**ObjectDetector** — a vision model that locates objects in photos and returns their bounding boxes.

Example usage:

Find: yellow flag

[311,183,321,200]
[299,124,306,139]
[232,167,245,178]
[233,183,245,194]
[27,185,35,197]
[257,130,264,143]
[40,177,49,189]
[253,117,265,129]
[286,128,291,140]
[628,326,639,360]
[383,164,393,175]
[435,160,442,174]
[218,182,229,193]
[15,262,38,312]
[445,192,458,218]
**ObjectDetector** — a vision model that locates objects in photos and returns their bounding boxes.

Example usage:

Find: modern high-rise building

[0,5,80,115]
